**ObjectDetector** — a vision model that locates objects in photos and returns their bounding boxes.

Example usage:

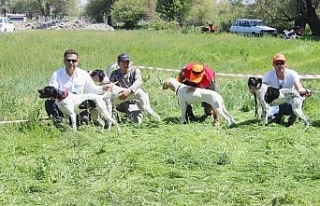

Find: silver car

[0,17,16,33]
[229,19,277,36]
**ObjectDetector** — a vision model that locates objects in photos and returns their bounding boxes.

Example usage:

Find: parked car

[229,19,277,36]
[0,17,16,33]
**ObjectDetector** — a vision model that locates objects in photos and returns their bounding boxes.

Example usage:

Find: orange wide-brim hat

[190,64,204,83]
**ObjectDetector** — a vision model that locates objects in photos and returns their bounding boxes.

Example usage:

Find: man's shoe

[186,105,196,122]
[213,115,220,126]
[81,115,90,125]
[272,114,284,125]
[286,121,295,127]
[186,114,196,122]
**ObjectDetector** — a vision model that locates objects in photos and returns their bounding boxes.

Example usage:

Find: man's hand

[119,88,132,100]
[300,89,312,97]
[102,83,112,91]
[305,89,312,97]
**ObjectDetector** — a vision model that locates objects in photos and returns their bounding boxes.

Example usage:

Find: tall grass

[1,30,320,205]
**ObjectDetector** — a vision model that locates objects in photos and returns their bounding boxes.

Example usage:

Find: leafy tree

[185,0,215,26]
[111,0,146,29]
[155,0,193,25]
[85,0,115,23]
[249,0,320,36]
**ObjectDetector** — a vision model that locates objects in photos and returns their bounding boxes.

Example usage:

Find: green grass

[1,30,320,205]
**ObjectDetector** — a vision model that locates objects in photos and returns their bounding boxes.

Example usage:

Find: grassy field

[1,30,320,205]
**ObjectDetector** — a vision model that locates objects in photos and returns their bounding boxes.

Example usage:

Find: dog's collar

[175,84,182,96]
[57,90,69,102]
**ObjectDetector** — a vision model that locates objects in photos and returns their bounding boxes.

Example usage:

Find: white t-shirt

[49,67,104,94]
[262,68,300,89]
[262,67,300,117]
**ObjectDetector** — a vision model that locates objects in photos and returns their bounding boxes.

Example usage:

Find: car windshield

[250,21,265,26]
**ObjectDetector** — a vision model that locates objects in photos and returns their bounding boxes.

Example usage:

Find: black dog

[90,69,106,83]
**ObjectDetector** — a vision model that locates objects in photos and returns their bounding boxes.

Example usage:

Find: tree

[85,0,115,23]
[249,0,320,36]
[111,0,146,29]
[296,0,320,36]
[155,0,193,25]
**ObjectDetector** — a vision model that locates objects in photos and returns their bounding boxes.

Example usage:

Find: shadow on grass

[234,118,260,126]
[162,115,209,124]
[311,120,320,128]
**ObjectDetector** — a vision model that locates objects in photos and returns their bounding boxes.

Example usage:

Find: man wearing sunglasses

[177,63,219,125]
[262,53,312,127]
[45,49,111,128]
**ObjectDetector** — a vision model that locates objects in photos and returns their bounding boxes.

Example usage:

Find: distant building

[6,13,27,23]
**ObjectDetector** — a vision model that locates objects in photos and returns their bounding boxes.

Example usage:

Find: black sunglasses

[65,59,78,63]
[275,61,285,66]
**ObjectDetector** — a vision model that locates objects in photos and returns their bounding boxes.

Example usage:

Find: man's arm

[208,77,217,91]
[177,69,186,82]
[128,67,143,93]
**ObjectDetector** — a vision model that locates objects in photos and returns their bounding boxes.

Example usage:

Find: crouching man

[45,49,109,128]
[109,53,144,124]
[177,63,219,125]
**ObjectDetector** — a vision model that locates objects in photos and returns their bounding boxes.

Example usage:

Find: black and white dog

[248,76,310,128]
[38,86,120,133]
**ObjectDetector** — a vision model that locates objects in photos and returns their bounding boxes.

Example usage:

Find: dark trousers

[275,103,297,124]
[45,99,89,126]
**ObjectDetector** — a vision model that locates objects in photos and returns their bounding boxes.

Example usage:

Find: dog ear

[247,77,254,87]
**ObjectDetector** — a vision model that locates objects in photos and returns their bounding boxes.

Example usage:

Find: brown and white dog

[38,86,120,133]
[162,77,236,126]
[248,76,310,128]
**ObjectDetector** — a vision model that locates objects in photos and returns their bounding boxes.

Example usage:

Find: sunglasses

[65,59,78,63]
[274,61,285,66]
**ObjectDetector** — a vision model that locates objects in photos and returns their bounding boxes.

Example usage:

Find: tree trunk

[305,0,320,36]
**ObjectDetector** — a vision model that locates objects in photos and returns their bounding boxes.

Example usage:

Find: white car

[229,19,277,36]
[0,17,16,33]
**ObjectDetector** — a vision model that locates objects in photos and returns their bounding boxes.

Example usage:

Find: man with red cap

[177,63,219,125]
[262,53,312,127]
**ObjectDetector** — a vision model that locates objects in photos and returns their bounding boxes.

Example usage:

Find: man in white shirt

[262,53,311,127]
[45,49,110,127]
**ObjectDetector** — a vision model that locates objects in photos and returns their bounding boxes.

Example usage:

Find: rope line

[135,65,320,79]
[1,65,320,124]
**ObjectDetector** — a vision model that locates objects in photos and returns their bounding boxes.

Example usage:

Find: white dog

[248,76,310,128]
[162,77,235,126]
[38,86,120,133]
[104,84,161,121]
